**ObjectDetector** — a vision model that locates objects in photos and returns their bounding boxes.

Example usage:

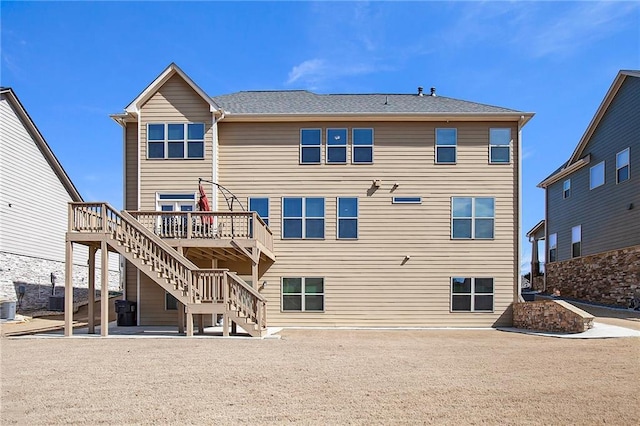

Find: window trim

[450,277,494,312]
[337,197,358,239]
[147,122,205,160]
[563,179,571,199]
[281,277,325,312]
[326,128,348,164]
[548,233,558,263]
[300,128,322,164]
[589,161,605,190]
[616,148,630,184]
[571,225,581,258]
[489,128,511,164]
[451,197,495,240]
[282,197,325,239]
[352,128,374,164]
[435,128,457,164]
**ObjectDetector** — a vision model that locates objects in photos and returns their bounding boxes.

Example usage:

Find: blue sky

[2,1,639,272]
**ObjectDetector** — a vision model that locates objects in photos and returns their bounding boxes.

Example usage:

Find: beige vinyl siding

[124,123,138,210]
[138,74,213,210]
[219,121,518,327]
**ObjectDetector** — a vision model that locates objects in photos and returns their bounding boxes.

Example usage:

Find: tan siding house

[65,63,533,336]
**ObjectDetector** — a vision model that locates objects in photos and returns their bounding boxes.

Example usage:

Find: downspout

[516,116,524,302]
[211,108,225,211]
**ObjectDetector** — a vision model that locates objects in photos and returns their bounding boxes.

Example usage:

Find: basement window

[282,277,324,312]
[451,277,494,312]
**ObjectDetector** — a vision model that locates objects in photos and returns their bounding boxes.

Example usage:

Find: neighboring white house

[0,87,120,311]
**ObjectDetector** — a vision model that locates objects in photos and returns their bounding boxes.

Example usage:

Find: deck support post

[231,321,237,335]
[197,314,204,335]
[222,313,229,337]
[88,245,97,334]
[186,311,194,337]
[64,239,74,337]
[178,303,185,334]
[100,240,109,337]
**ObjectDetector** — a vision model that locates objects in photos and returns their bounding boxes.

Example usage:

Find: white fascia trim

[538,154,591,188]
[222,112,535,124]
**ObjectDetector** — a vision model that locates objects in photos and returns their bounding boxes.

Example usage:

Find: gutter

[537,154,591,188]
[221,112,535,124]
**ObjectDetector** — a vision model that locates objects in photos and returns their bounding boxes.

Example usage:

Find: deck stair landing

[67,202,267,337]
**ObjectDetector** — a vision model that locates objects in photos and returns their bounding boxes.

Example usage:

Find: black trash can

[115,300,137,326]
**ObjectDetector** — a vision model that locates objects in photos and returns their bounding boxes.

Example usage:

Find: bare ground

[1,329,639,425]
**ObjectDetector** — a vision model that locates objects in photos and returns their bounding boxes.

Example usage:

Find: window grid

[282,197,325,239]
[337,197,358,239]
[352,128,374,164]
[436,128,457,164]
[563,179,571,199]
[571,225,581,258]
[282,277,324,312]
[451,277,494,312]
[326,128,348,164]
[451,197,495,239]
[489,128,511,164]
[147,123,204,159]
[616,148,630,184]
[300,129,322,164]
[548,233,557,263]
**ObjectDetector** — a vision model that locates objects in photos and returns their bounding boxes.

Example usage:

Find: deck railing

[68,203,266,332]
[128,211,273,251]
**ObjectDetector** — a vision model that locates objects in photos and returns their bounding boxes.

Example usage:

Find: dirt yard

[1,329,639,425]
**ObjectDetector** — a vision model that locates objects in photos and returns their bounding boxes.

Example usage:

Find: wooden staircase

[68,202,267,337]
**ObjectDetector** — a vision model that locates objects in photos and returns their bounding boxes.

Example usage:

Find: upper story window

[489,128,511,164]
[249,197,269,226]
[616,148,630,184]
[282,197,325,239]
[571,225,581,258]
[326,129,347,164]
[352,128,374,164]
[548,233,557,263]
[148,123,204,159]
[436,128,457,164]
[563,179,571,199]
[337,197,358,239]
[300,129,322,164]
[589,161,605,189]
[451,197,494,239]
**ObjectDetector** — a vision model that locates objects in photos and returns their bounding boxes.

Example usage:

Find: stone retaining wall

[0,252,121,312]
[513,300,594,333]
[545,245,640,307]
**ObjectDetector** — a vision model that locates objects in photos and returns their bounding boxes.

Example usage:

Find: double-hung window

[282,197,325,239]
[572,225,581,258]
[563,179,571,199]
[300,129,321,164]
[337,197,358,239]
[352,128,374,163]
[548,233,557,263]
[451,277,494,312]
[436,128,457,164]
[451,197,495,239]
[249,197,269,226]
[148,123,205,159]
[326,128,347,163]
[616,148,630,184]
[590,161,605,189]
[489,128,511,163]
[282,277,324,311]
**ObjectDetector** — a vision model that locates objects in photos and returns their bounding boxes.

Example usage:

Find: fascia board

[538,154,591,188]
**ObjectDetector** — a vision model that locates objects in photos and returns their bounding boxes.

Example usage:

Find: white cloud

[286,59,326,85]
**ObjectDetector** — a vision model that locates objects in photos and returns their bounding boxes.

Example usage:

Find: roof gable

[124,63,220,114]
[0,88,82,202]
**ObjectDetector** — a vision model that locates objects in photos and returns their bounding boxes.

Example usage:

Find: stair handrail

[226,272,266,330]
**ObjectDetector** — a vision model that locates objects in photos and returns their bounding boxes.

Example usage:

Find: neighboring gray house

[529,70,639,306]
[0,88,120,311]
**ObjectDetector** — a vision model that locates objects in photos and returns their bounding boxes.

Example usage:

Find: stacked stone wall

[545,245,640,307]
[513,300,594,333]
[0,252,121,312]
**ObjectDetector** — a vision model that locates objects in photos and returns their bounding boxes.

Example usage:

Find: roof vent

[417,86,424,96]
[430,87,436,97]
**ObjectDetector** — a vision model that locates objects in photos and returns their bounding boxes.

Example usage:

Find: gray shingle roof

[212,90,522,115]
